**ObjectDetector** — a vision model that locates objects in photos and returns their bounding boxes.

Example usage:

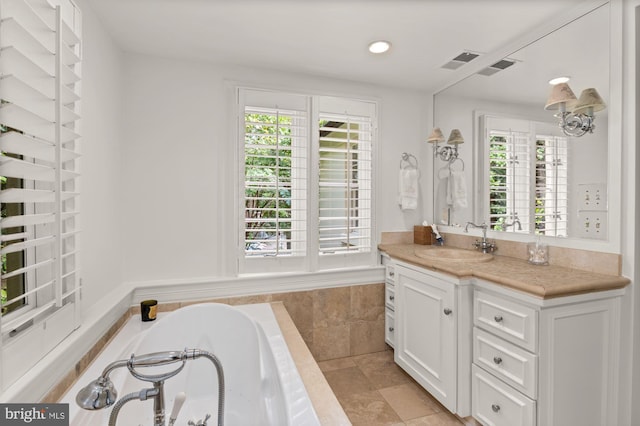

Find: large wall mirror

[432,2,620,251]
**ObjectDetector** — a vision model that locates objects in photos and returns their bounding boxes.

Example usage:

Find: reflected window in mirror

[483,115,568,237]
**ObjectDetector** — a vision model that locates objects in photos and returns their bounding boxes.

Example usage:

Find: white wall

[73,0,125,316]
[119,53,430,284]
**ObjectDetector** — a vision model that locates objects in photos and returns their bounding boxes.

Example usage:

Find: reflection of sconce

[544,83,606,137]
[427,128,464,161]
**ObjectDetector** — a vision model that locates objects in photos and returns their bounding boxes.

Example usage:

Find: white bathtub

[62,303,320,426]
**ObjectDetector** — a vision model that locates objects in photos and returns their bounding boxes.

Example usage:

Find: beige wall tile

[312,324,351,361]
[350,283,385,321]
[350,320,386,356]
[313,287,351,328]
[380,231,413,244]
[272,290,314,341]
[227,294,273,305]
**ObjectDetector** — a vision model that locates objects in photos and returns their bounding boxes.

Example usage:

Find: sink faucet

[76,349,225,426]
[503,218,522,231]
[464,222,496,253]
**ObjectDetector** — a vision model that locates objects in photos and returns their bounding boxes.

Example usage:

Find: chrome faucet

[76,349,225,426]
[503,218,522,231]
[464,222,496,253]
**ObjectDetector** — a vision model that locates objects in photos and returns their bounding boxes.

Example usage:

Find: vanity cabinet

[394,261,473,415]
[471,281,623,426]
[381,253,396,347]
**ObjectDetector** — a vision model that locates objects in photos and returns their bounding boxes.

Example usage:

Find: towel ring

[400,152,418,169]
[449,157,465,171]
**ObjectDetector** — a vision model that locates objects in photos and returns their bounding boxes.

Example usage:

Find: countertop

[378,243,630,299]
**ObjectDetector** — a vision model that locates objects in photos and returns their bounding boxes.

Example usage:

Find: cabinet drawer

[385,283,395,309]
[472,365,536,426]
[386,264,396,283]
[385,310,395,347]
[473,327,537,399]
[474,290,538,352]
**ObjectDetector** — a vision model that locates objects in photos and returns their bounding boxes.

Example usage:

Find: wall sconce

[544,83,606,137]
[428,128,464,161]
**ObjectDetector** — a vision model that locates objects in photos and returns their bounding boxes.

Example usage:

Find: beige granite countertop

[379,243,630,299]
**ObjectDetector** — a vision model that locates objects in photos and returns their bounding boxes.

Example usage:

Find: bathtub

[61,303,320,425]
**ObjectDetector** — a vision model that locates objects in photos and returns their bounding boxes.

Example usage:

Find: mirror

[433,4,610,241]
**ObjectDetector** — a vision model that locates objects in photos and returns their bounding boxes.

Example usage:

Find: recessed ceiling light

[368,40,391,54]
[549,76,570,85]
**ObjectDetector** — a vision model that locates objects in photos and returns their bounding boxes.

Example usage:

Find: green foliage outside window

[244,113,293,250]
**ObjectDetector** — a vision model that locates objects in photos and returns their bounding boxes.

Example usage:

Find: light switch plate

[577,183,607,211]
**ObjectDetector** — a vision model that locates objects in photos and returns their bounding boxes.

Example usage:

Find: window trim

[236,87,378,274]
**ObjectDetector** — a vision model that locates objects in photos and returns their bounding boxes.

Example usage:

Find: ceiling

[85,0,592,93]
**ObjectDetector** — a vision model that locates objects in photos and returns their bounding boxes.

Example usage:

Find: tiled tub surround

[44,284,384,403]
[63,303,323,425]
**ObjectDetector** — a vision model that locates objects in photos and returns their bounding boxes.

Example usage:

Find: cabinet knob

[389,326,394,332]
[493,356,503,365]
[389,295,395,301]
[494,315,503,323]
[444,308,452,315]
[389,271,395,277]
[491,404,501,413]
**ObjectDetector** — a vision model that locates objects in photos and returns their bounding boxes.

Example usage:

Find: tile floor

[318,349,465,426]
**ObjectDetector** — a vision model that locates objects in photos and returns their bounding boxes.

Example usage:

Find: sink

[414,247,493,263]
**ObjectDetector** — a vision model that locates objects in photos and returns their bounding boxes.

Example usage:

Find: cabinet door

[395,265,456,412]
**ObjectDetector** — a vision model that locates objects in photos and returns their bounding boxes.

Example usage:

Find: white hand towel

[398,169,418,210]
[448,170,468,209]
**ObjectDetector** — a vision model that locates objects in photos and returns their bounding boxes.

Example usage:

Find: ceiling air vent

[477,58,516,76]
[441,51,480,70]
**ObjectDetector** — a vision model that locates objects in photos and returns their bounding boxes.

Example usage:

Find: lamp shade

[427,127,445,143]
[572,88,606,115]
[544,82,577,111]
[447,129,464,145]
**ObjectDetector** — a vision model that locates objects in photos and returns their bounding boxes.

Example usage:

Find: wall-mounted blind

[318,112,372,254]
[0,0,81,391]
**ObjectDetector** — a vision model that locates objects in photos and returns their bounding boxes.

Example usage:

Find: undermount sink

[414,246,493,263]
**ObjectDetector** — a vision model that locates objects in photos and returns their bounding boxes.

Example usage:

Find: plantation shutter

[488,130,531,232]
[318,111,372,254]
[239,89,308,272]
[534,135,568,237]
[0,0,81,390]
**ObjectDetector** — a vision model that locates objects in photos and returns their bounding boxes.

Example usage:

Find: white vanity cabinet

[471,280,623,426]
[381,253,396,347]
[394,261,473,415]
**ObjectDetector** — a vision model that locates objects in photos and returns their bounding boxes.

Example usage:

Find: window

[0,0,82,389]
[238,89,376,272]
[485,115,568,236]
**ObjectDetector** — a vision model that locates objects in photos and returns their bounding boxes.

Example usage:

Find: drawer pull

[444,308,452,316]
[389,271,395,277]
[494,315,504,323]
[389,326,394,332]
[491,404,501,413]
[389,295,395,301]
[493,356,503,365]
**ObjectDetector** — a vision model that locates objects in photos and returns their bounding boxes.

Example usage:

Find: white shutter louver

[318,112,372,254]
[488,130,531,232]
[243,106,307,257]
[0,0,81,390]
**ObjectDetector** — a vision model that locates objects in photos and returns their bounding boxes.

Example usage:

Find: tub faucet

[76,349,225,426]
[464,222,496,253]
